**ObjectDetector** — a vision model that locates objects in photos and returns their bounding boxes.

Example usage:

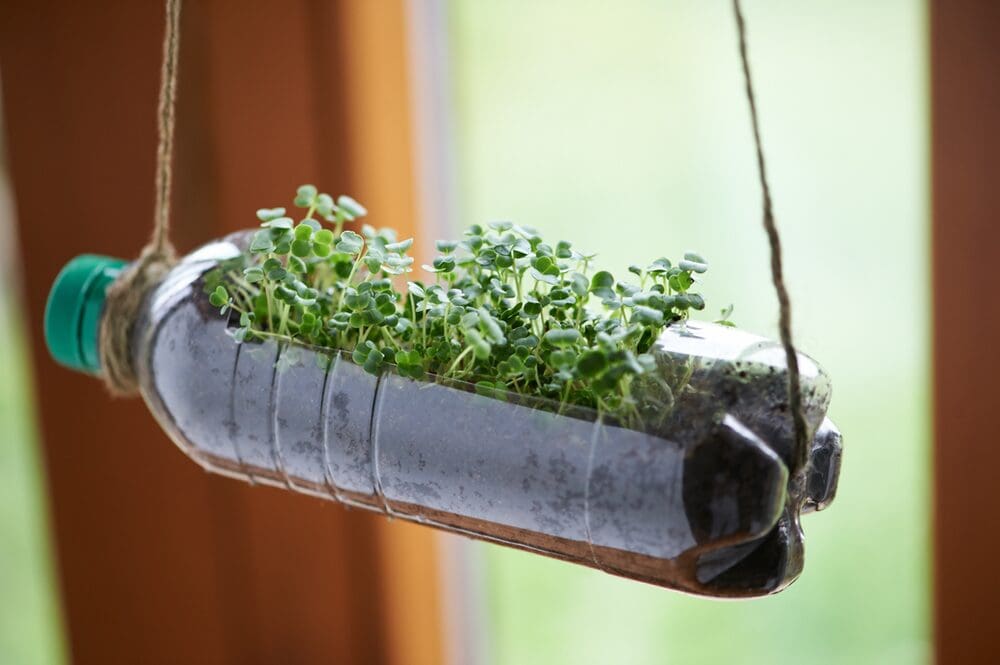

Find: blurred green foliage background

[0,294,65,664]
[449,0,929,663]
[0,88,65,663]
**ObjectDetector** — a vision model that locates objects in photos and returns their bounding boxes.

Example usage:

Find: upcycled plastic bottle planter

[45,233,842,598]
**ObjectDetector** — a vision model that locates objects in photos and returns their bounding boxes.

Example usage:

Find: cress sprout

[206,185,727,427]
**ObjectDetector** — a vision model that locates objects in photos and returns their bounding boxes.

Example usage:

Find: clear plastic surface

[130,234,842,598]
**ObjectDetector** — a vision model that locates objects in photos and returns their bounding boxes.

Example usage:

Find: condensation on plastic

[130,233,842,598]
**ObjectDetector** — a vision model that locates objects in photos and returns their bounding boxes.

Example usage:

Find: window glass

[448,1,929,662]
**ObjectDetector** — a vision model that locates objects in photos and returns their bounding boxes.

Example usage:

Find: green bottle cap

[44,255,127,374]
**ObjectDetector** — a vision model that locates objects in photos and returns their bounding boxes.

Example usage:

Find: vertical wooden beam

[183,2,389,662]
[0,0,444,662]
[932,1,1000,663]
[336,3,447,665]
[1,2,233,661]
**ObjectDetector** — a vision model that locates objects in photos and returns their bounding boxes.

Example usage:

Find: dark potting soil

[129,237,841,598]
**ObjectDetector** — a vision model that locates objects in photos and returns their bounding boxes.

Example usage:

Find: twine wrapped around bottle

[98,0,180,396]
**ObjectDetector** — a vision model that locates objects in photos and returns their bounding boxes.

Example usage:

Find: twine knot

[98,245,176,395]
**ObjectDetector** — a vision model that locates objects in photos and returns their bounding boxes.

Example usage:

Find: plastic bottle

[45,232,842,598]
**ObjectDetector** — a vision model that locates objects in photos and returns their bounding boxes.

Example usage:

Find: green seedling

[208,185,721,427]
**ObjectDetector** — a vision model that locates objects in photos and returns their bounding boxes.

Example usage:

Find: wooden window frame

[932,1,1000,663]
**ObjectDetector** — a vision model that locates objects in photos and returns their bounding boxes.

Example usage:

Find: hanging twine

[99,0,182,396]
[732,0,809,472]
[95,0,811,479]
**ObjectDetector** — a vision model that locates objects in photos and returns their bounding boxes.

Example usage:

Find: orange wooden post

[931,1,1000,663]
[336,3,448,664]
[0,0,445,662]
